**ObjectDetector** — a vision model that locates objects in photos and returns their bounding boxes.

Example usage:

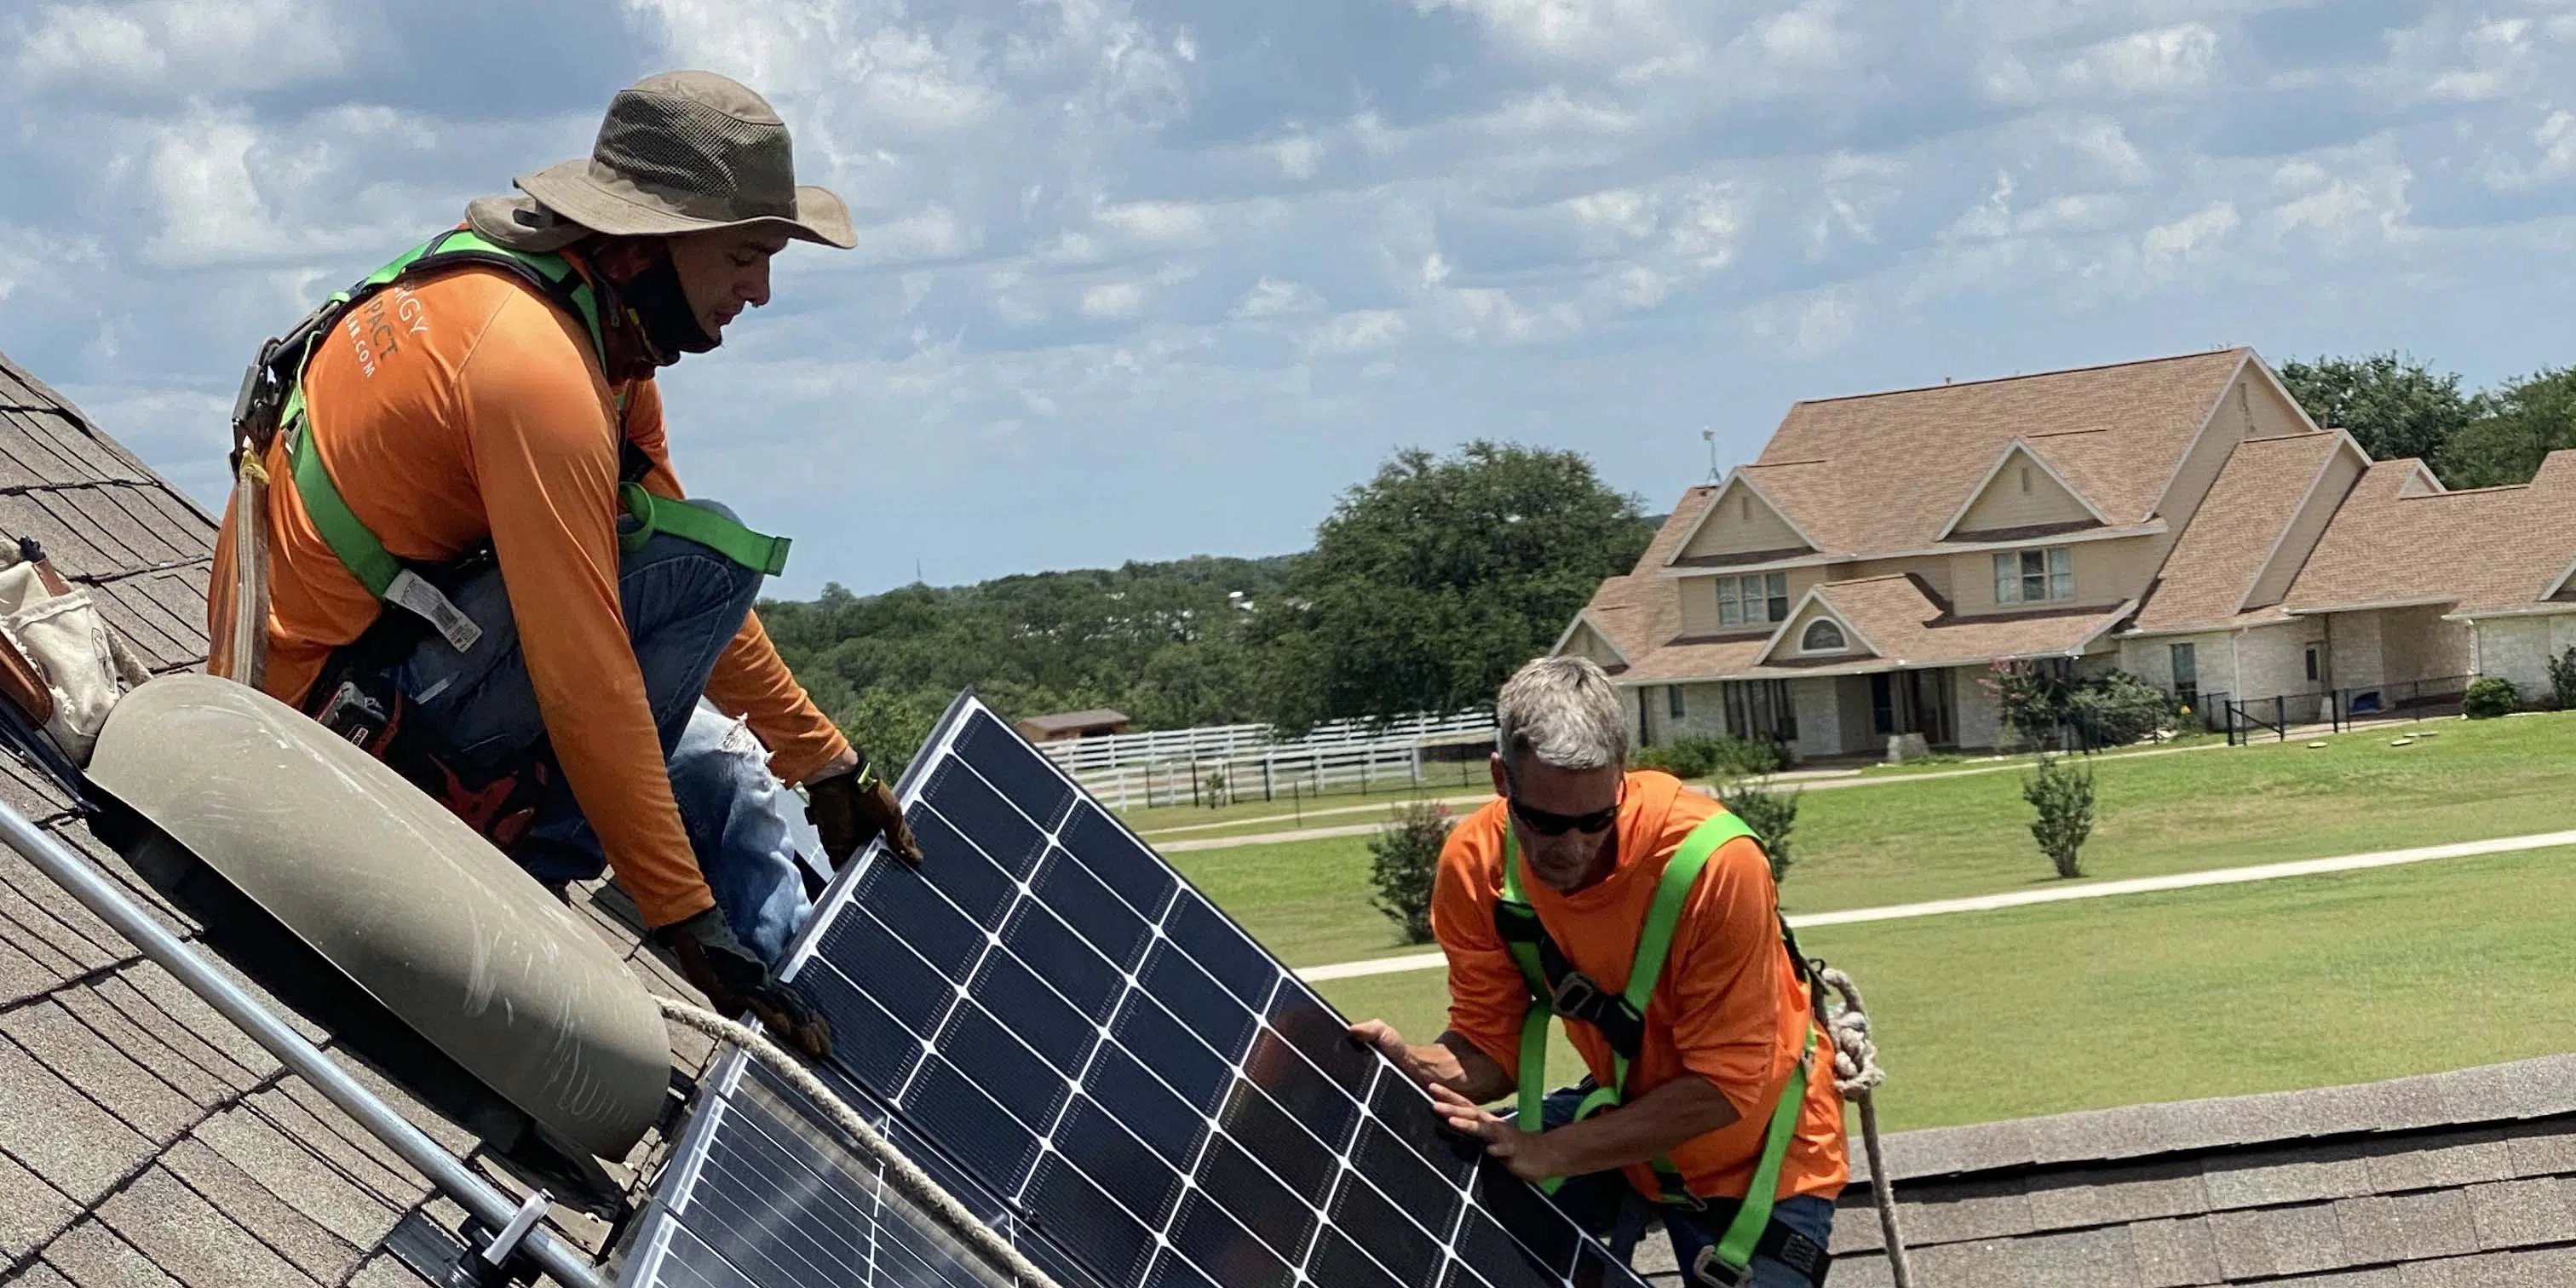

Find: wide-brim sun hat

[466,70,856,254]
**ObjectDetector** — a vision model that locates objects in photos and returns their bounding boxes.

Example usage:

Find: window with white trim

[1800,619,1847,653]
[1992,548,2075,605]
[1716,572,1791,627]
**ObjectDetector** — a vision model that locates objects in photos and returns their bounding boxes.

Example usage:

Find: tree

[2437,366,2576,489]
[1252,440,1649,731]
[2279,352,2481,469]
[2023,755,2096,879]
[1366,802,1451,943]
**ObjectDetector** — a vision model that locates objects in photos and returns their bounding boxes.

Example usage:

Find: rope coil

[1813,965,1912,1287]
[656,997,1068,1288]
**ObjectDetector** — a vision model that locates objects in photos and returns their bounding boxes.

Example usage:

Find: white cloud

[1095,198,1214,246]
[2042,22,2220,100]
[1748,0,1847,72]
[1264,130,1324,180]
[2142,200,2239,273]
[1080,279,1147,319]
[1231,277,1325,319]
[843,204,974,267]
[1305,309,1408,354]
[6,0,352,97]
[1415,0,1696,71]
[1563,187,1656,252]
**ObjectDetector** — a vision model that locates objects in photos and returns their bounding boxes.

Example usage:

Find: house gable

[1758,589,1879,665]
[2240,435,2372,612]
[1944,440,2110,540]
[1669,471,1818,565]
[1552,613,1632,668]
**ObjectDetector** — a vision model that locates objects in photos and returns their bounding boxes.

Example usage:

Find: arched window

[1801,619,1847,653]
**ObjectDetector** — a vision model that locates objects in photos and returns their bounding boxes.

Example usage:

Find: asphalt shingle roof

[0,349,707,1288]
[2286,452,2576,617]
[1744,574,2130,676]
[2130,433,2345,635]
[1740,349,2250,559]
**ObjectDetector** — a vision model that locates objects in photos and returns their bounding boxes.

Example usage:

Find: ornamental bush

[1368,802,1451,943]
[2023,755,2096,880]
[2463,676,2521,720]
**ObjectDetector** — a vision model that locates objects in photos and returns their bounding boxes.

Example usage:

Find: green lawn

[1314,844,2576,1131]
[1170,837,1433,967]
[1182,712,2576,969]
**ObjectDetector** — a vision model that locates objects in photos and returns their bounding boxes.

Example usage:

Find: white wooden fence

[1036,710,1497,810]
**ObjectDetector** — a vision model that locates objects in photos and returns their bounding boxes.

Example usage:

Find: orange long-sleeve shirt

[1432,771,1848,1205]
[207,256,848,929]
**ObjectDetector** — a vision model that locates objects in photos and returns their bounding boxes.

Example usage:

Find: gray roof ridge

[1849,1052,2576,1189]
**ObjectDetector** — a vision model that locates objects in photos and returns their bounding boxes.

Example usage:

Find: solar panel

[631,694,1645,1288]
[623,1049,1090,1287]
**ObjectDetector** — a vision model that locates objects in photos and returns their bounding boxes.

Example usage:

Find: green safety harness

[1496,812,1831,1287]
[239,227,791,653]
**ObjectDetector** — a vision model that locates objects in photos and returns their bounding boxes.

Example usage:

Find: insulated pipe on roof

[0,797,610,1288]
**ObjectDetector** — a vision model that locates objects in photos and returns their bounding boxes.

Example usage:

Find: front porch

[1634,663,2012,762]
[2119,603,2474,737]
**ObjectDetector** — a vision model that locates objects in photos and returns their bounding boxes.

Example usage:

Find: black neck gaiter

[620,246,718,359]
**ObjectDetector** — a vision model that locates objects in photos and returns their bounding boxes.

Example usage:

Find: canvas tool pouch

[0,548,147,767]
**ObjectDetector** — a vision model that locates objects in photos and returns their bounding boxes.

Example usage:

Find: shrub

[2548,647,2576,710]
[2022,755,2096,879]
[1367,802,1451,943]
[2061,670,2178,750]
[1987,661,2069,748]
[2464,676,2521,720]
[1633,734,1786,780]
[1716,779,1798,884]
[1988,663,2178,750]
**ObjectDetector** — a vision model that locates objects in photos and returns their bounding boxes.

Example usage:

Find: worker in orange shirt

[1351,656,1846,1285]
[208,72,920,1060]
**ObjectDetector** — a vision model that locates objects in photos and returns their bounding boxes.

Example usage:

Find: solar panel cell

[1059,802,1177,919]
[1032,844,1153,969]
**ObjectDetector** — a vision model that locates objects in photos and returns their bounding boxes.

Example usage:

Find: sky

[6,0,2576,597]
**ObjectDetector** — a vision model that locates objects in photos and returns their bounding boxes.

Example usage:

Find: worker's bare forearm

[1415,1032,1515,1103]
[1531,1074,1741,1178]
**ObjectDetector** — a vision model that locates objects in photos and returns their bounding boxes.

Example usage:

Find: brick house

[1556,348,2576,758]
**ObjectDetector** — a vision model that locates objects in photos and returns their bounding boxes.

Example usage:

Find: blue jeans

[377,502,815,966]
[1535,1087,1836,1285]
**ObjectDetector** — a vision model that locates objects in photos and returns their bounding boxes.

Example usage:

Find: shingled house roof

[1738,349,2251,558]
[0,350,713,1288]
[2129,433,2348,635]
[1632,1052,2576,1286]
[2287,452,2576,618]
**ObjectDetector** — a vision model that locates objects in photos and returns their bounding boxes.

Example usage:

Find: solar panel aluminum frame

[629,691,1649,1288]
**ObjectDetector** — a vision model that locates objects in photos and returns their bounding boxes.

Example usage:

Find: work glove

[653,908,833,1061]
[806,761,922,870]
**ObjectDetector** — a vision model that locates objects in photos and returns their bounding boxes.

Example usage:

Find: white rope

[1814,966,1913,1288]
[655,997,1067,1288]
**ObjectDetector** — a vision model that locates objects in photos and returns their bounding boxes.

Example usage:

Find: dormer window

[1993,548,2075,604]
[1717,572,1790,627]
[1800,619,1847,653]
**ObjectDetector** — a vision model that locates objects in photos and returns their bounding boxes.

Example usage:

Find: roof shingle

[2131,434,2345,633]
[0,347,712,1288]
[2286,452,2576,616]
[1742,349,2249,558]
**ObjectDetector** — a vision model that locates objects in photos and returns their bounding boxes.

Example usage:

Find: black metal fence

[2218,674,2474,745]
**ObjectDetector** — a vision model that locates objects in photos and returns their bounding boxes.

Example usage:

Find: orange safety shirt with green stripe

[1430,770,1849,1204]
[206,243,848,929]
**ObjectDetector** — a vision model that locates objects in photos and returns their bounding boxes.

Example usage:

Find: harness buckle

[1688,1247,1751,1288]
[1549,971,1605,1016]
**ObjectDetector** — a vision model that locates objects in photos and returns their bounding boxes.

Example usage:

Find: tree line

[761,440,1655,769]
[2277,353,2576,488]
[768,349,2564,773]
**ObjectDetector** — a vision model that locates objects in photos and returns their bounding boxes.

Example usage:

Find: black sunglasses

[1507,794,1619,837]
